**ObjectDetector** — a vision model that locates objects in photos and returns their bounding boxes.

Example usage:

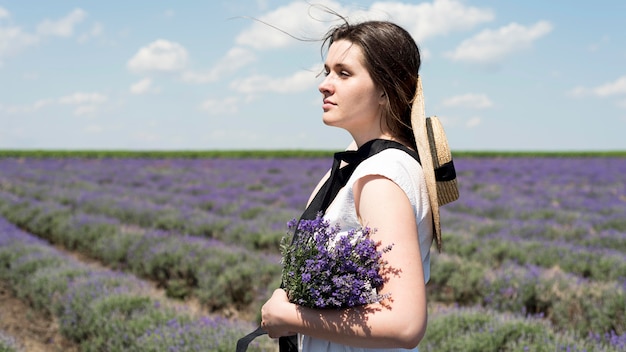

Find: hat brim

[411,77,458,251]
[411,77,441,250]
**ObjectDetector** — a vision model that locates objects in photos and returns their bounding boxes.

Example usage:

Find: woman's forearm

[284,299,426,349]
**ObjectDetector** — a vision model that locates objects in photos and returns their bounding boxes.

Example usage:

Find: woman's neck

[353,133,405,149]
[352,131,394,147]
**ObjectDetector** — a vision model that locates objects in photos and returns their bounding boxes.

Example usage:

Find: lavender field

[0,155,624,351]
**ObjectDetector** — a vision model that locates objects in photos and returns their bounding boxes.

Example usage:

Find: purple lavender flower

[280,214,392,309]
[0,330,22,352]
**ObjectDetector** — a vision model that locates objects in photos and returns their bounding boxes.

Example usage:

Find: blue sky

[1,0,624,151]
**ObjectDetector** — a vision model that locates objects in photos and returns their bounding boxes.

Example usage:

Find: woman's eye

[321,69,349,78]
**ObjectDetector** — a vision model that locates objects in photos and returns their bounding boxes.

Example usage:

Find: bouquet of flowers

[280,214,393,309]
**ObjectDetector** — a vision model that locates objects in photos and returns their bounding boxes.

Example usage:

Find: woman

[261,20,432,351]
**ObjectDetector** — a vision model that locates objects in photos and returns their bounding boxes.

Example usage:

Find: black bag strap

[298,138,419,223]
[236,326,266,351]
[236,139,419,352]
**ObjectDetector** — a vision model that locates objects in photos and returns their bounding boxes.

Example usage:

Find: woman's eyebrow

[324,62,350,71]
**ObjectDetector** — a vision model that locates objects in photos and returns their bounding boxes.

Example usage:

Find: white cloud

[231,65,319,94]
[1,8,90,63]
[74,105,98,116]
[199,97,240,115]
[0,6,9,20]
[0,98,53,114]
[58,92,108,116]
[235,0,493,50]
[588,35,610,52]
[235,0,399,50]
[58,92,108,105]
[127,39,188,73]
[1,104,29,114]
[466,117,482,128]
[37,8,87,37]
[567,86,587,98]
[0,104,19,114]
[1,92,107,115]
[446,21,553,64]
[371,0,495,42]
[442,93,493,109]
[235,1,329,50]
[182,47,256,84]
[78,22,103,43]
[568,75,626,98]
[33,98,54,109]
[130,78,157,95]
[593,75,626,97]
[0,26,39,60]
[135,131,161,142]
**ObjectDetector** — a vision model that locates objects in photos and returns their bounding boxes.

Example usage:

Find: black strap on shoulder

[299,138,419,223]
[236,139,419,352]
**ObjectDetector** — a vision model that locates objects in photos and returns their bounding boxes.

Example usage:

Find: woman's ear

[379,90,387,104]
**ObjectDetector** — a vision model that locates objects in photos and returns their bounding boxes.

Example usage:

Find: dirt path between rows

[0,280,78,352]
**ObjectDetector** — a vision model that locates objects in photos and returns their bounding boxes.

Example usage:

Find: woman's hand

[261,289,297,338]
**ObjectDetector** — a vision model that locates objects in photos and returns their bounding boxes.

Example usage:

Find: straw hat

[411,76,459,251]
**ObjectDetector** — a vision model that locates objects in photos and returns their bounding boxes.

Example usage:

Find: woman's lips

[322,99,336,111]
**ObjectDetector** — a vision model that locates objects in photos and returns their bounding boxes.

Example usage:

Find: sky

[1,0,625,151]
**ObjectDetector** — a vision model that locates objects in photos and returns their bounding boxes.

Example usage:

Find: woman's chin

[322,115,339,127]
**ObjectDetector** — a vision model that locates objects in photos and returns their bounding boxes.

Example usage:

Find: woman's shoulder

[362,148,421,173]
[351,148,424,189]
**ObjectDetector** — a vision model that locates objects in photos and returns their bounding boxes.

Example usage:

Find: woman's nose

[318,75,332,95]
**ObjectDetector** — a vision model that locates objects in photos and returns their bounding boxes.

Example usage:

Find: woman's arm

[261,174,428,349]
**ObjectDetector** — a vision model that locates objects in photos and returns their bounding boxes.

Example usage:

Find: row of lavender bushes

[428,253,625,339]
[0,156,624,350]
[0,158,325,250]
[0,215,274,351]
[420,306,623,351]
[0,191,282,312]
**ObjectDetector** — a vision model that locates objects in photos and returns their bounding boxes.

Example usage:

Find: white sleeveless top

[299,148,433,352]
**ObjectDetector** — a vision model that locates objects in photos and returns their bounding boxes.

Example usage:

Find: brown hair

[322,20,421,149]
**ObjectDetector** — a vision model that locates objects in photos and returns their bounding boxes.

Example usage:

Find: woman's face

[318,40,385,142]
